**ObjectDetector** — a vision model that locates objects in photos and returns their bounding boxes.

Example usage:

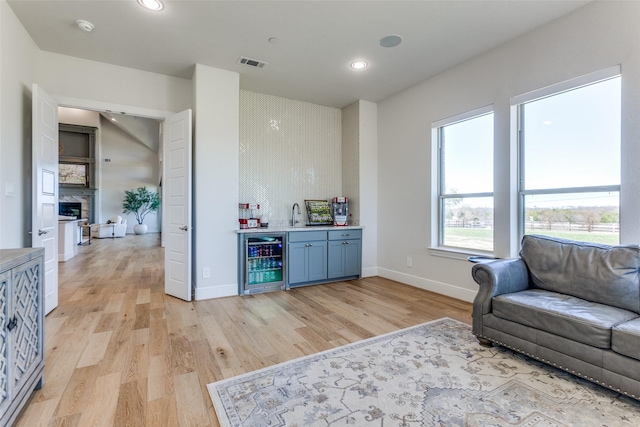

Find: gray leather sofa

[471,234,640,400]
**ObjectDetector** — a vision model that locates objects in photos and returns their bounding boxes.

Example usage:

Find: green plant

[122,187,160,225]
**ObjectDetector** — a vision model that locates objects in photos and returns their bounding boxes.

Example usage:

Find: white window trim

[430,105,494,254]
[511,65,620,106]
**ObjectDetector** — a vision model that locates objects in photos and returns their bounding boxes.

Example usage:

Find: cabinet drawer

[328,229,362,240]
[288,231,327,242]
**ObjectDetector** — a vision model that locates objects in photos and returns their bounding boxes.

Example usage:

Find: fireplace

[59,202,82,218]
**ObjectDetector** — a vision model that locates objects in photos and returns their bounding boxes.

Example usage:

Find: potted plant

[122,186,160,234]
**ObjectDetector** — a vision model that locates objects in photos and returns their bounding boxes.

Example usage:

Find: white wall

[58,107,100,128]
[0,0,39,249]
[359,100,378,277]
[377,1,640,302]
[239,91,342,225]
[342,102,359,223]
[100,116,160,233]
[37,52,191,115]
[192,64,240,300]
[342,100,378,277]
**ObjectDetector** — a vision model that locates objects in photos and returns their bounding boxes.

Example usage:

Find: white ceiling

[8,0,590,109]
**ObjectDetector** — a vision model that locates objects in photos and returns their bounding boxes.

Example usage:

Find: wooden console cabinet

[0,248,45,426]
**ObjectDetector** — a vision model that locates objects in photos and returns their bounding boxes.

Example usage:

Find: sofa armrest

[471,258,530,337]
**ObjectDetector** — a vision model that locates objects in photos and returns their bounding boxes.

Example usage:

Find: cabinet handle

[306,243,313,247]
[7,315,17,332]
[179,226,188,231]
[341,233,350,236]
[343,241,349,245]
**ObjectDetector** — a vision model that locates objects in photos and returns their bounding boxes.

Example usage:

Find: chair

[90,216,127,238]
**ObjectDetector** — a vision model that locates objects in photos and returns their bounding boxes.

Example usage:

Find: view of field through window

[440,112,493,251]
[441,75,621,252]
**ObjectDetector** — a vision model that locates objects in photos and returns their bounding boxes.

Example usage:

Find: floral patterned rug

[207,318,640,426]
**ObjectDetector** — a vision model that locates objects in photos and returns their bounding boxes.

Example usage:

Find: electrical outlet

[407,257,412,267]
[202,267,211,278]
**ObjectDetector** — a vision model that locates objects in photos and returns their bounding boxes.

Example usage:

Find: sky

[441,75,621,210]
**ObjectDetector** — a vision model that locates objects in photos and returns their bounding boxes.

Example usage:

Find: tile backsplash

[239,91,342,226]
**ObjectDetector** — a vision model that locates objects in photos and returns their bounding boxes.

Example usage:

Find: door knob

[179,226,188,231]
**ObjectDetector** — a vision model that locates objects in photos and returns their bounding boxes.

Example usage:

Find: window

[434,107,494,252]
[517,71,621,245]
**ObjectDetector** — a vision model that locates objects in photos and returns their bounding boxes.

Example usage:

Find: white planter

[134,224,148,235]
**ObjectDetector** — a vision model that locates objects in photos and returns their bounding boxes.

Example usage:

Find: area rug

[207,318,640,426]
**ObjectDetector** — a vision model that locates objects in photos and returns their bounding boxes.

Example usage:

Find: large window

[435,107,494,252]
[518,72,621,244]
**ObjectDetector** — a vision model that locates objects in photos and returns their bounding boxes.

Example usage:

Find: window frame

[431,105,495,256]
[515,66,621,244]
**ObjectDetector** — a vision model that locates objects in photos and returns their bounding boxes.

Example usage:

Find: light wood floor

[16,233,472,426]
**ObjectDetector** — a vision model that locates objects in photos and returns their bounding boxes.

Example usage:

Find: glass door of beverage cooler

[241,234,286,294]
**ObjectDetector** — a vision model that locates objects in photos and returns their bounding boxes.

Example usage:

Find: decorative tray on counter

[304,200,333,225]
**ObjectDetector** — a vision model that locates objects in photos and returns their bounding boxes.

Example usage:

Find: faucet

[291,203,301,227]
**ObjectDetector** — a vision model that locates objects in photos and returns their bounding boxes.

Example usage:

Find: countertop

[237,225,362,234]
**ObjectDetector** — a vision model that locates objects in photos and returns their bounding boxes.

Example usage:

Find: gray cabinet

[327,229,362,279]
[288,231,327,287]
[287,229,361,288]
[0,248,45,427]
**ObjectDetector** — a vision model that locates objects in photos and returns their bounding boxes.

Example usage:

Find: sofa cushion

[493,289,638,348]
[612,317,640,362]
[520,235,640,314]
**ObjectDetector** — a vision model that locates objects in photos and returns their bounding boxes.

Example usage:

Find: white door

[163,110,192,301]
[32,84,59,315]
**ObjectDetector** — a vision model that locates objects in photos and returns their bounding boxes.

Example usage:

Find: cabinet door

[343,240,362,277]
[288,242,308,285]
[11,259,43,396]
[327,240,345,279]
[307,241,327,282]
[0,270,9,418]
[328,239,361,279]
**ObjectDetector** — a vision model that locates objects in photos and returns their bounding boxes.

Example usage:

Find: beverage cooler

[239,234,286,295]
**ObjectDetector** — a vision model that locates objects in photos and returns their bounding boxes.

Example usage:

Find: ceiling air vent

[238,56,268,69]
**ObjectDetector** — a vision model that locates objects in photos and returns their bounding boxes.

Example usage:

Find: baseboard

[194,283,238,300]
[361,266,378,277]
[192,269,476,303]
[376,268,477,303]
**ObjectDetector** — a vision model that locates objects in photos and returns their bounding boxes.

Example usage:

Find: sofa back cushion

[520,235,640,314]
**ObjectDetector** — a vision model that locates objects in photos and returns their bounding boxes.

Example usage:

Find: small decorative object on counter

[304,200,333,226]
[239,203,260,229]
[332,196,349,226]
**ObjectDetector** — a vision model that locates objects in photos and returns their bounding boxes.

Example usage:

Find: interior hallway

[16,233,472,426]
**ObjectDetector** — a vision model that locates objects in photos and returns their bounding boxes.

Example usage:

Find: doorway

[46,95,193,302]
[58,107,162,236]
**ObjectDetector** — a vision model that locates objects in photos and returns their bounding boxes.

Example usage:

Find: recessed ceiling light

[351,60,368,70]
[137,0,164,11]
[380,34,403,48]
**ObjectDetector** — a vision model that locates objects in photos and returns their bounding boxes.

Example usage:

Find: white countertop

[237,225,362,234]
